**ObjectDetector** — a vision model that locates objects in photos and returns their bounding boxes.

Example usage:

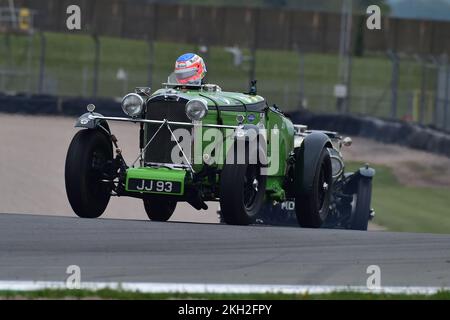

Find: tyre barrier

[289,110,450,158]
[0,93,122,117]
[0,93,449,158]
[0,93,59,115]
[60,97,123,117]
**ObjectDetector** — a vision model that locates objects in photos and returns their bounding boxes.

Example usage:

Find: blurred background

[1,0,450,124]
[0,0,450,233]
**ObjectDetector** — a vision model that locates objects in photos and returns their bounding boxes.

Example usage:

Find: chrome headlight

[185,98,208,121]
[122,93,144,117]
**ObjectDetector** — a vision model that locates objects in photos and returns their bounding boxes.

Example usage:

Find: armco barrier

[0,94,449,158]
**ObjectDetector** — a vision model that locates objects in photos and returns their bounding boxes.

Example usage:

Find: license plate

[127,178,182,194]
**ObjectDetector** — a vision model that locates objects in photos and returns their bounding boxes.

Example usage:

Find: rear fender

[295,132,332,193]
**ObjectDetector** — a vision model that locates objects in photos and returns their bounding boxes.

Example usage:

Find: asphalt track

[1,213,450,287]
[1,114,450,289]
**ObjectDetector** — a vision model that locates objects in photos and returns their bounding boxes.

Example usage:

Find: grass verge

[1,289,450,300]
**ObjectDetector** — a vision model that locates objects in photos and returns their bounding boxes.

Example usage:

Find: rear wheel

[349,177,373,231]
[65,129,113,218]
[143,199,177,221]
[295,148,332,228]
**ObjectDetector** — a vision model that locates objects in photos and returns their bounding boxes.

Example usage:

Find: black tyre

[219,140,267,226]
[295,148,332,228]
[349,177,373,231]
[220,162,266,225]
[143,199,177,221]
[220,164,266,225]
[65,129,113,218]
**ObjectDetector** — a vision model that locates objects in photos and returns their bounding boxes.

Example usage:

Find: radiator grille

[144,100,191,164]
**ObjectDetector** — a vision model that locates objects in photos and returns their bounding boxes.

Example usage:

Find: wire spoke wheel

[243,165,260,209]
[88,150,109,197]
[220,145,267,225]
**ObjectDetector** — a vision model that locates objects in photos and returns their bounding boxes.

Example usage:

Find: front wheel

[220,163,266,225]
[65,129,113,218]
[143,199,177,221]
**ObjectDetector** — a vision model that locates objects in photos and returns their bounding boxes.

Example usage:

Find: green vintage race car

[65,70,375,230]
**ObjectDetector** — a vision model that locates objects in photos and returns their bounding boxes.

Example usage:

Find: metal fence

[0,31,449,130]
[2,1,450,55]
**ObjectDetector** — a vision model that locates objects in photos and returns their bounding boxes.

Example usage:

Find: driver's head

[174,53,206,84]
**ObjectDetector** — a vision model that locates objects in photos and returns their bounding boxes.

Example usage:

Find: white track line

[0,281,448,295]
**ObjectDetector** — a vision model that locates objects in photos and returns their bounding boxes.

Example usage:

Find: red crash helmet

[174,53,207,84]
